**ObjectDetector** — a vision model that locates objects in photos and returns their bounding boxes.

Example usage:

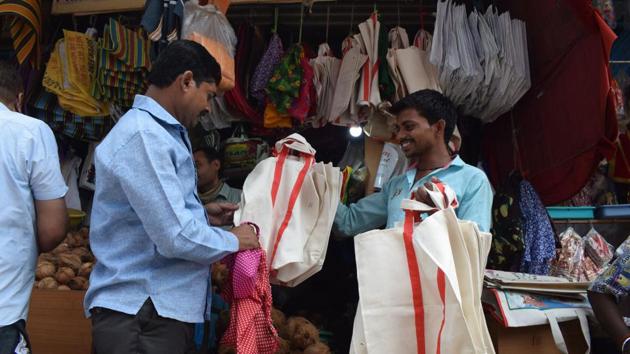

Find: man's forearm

[588,291,630,348]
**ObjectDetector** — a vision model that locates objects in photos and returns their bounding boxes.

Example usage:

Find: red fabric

[221,249,279,354]
[482,1,618,205]
[225,24,263,125]
[403,210,426,354]
[610,131,630,183]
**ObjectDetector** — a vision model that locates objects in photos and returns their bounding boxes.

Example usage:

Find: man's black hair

[0,60,23,103]
[147,40,222,88]
[194,146,222,163]
[390,89,458,144]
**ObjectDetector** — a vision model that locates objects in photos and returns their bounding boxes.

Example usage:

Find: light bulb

[349,126,363,138]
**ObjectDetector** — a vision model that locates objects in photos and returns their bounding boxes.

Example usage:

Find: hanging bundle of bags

[234,134,341,287]
[351,182,495,354]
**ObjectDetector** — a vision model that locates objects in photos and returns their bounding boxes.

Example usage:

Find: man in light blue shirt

[85,41,258,354]
[335,89,493,236]
[0,61,68,353]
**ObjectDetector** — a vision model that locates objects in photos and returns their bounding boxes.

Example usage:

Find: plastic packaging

[550,227,584,281]
[583,228,613,267]
[616,235,630,257]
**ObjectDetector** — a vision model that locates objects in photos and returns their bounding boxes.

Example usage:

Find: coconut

[55,267,75,285]
[68,276,88,290]
[78,262,93,277]
[57,285,71,291]
[37,277,58,289]
[303,342,331,354]
[286,317,319,350]
[35,261,56,280]
[58,253,82,272]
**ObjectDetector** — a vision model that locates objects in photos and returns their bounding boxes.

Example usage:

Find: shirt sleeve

[456,172,493,232]
[333,184,389,237]
[589,253,630,298]
[114,130,239,266]
[27,122,68,201]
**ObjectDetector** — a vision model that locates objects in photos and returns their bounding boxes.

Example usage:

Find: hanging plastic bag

[182,0,236,91]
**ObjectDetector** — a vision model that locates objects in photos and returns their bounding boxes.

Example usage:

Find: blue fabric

[0,103,67,326]
[519,181,556,275]
[334,156,494,236]
[84,95,239,323]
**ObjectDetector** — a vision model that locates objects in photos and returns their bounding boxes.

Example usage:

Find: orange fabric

[263,103,292,129]
[186,32,234,91]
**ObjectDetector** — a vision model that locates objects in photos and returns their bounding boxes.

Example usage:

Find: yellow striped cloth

[0,0,41,67]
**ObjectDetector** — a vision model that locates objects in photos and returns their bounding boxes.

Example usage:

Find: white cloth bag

[352,183,494,354]
[234,134,340,287]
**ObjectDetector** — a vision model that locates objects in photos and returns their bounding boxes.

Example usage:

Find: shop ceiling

[227,0,439,30]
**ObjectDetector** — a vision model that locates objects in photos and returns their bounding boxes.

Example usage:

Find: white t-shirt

[0,102,67,325]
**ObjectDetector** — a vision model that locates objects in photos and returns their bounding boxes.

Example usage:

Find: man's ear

[13,92,24,113]
[180,70,195,91]
[434,119,446,137]
[212,159,221,171]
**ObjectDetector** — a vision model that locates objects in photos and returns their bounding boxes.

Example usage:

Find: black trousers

[0,320,30,354]
[91,299,194,354]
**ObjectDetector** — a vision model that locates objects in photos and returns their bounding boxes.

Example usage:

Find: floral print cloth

[519,180,556,275]
[589,253,630,298]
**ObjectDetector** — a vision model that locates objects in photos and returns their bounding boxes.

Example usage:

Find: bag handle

[545,311,591,354]
[403,209,426,354]
[399,181,458,213]
[274,133,316,156]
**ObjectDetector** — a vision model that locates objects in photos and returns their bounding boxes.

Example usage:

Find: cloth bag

[234,134,340,287]
[351,183,494,354]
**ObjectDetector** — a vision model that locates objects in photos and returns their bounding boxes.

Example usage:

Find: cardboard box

[26,289,92,354]
[487,315,588,354]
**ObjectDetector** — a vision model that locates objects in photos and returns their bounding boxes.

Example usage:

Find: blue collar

[132,95,183,128]
[405,155,465,187]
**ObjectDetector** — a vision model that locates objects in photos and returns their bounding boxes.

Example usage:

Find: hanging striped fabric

[0,0,41,67]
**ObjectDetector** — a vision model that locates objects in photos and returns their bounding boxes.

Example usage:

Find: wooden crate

[26,289,92,354]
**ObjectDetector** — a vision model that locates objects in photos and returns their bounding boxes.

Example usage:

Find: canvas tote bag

[352,182,494,354]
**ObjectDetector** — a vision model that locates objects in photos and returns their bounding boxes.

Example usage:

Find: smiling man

[84,40,259,354]
[334,89,493,236]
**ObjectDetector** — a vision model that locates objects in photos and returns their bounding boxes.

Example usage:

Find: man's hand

[413,177,441,207]
[205,202,239,226]
[230,224,259,251]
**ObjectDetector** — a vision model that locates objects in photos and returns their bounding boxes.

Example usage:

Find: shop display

[34,228,93,291]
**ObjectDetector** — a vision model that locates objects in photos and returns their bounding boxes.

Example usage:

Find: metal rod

[610,60,630,64]
[552,219,630,224]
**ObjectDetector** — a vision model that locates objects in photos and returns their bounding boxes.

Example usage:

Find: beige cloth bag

[395,29,442,94]
[357,13,382,108]
[351,182,494,354]
[386,27,410,102]
[328,36,367,127]
[234,134,341,287]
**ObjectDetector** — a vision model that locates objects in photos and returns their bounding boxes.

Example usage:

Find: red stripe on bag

[403,211,426,354]
[271,149,289,207]
[270,154,315,266]
[436,268,446,354]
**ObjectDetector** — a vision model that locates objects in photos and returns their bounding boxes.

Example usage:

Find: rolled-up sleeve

[114,131,238,265]
[456,172,493,232]
[333,189,388,237]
